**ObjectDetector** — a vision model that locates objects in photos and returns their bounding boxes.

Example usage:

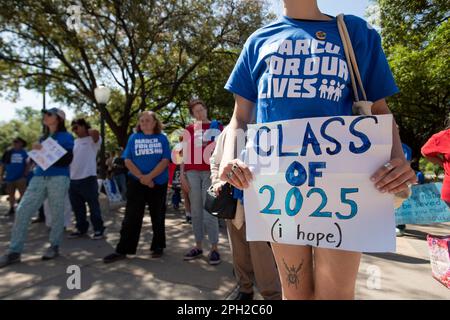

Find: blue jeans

[69,176,104,233]
[186,170,219,245]
[10,176,70,253]
[113,174,127,201]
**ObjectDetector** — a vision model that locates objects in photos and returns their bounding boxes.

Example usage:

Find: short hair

[136,111,163,134]
[188,99,207,116]
[71,118,91,129]
[13,137,27,148]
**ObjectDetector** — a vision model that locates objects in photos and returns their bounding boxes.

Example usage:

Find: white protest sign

[103,179,123,203]
[244,114,396,253]
[28,137,67,171]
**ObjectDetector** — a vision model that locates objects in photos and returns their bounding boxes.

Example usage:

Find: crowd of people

[0,0,449,300]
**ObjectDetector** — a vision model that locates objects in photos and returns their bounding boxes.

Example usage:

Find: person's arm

[53,151,73,167]
[424,155,444,167]
[180,162,190,193]
[88,129,100,144]
[179,131,191,193]
[370,99,416,194]
[146,159,170,181]
[23,158,30,178]
[143,137,172,186]
[124,159,144,180]
[210,130,227,194]
[218,95,255,189]
[421,135,444,167]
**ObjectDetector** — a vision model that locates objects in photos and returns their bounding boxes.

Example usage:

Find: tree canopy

[0,107,42,154]
[0,0,273,146]
[375,0,450,158]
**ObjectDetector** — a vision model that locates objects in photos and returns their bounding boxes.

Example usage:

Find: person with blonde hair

[103,111,171,263]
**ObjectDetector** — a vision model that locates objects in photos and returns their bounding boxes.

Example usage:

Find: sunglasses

[44,112,56,117]
[71,125,79,131]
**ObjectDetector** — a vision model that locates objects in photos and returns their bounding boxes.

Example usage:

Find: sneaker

[0,252,21,268]
[185,216,192,224]
[183,248,203,260]
[151,249,164,259]
[42,246,59,260]
[208,250,221,265]
[396,228,405,237]
[31,217,45,224]
[103,252,126,264]
[68,231,87,239]
[92,230,105,240]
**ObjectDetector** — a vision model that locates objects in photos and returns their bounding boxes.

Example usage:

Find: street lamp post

[42,45,47,134]
[94,85,111,180]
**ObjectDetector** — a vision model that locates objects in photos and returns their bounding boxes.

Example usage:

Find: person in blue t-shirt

[0,137,29,216]
[402,143,412,163]
[103,111,171,263]
[0,108,74,268]
[218,1,416,300]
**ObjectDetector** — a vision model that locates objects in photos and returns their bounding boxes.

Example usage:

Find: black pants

[116,179,167,255]
[69,176,104,233]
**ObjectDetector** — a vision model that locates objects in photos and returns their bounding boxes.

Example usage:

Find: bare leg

[271,243,314,300]
[17,179,27,203]
[314,248,361,300]
[7,186,16,210]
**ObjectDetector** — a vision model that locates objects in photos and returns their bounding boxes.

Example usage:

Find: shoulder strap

[336,14,368,102]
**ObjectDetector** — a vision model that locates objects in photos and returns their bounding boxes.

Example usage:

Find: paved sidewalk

[0,195,449,300]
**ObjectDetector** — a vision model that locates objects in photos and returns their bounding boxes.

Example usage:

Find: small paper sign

[28,137,67,171]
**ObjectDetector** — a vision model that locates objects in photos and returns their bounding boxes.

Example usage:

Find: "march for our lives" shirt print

[225,15,399,123]
[123,132,171,185]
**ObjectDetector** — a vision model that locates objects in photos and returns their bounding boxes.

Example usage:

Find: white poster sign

[244,115,396,253]
[28,137,67,171]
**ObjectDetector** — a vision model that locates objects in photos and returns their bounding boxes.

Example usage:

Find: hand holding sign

[28,137,67,171]
[371,158,416,195]
[220,159,253,189]
[32,142,43,150]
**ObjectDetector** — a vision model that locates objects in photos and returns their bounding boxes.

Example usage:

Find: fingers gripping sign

[371,158,416,194]
[221,159,253,189]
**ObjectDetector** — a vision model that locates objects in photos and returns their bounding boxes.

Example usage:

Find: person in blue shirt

[0,108,74,268]
[103,111,171,263]
[0,137,29,216]
[402,143,412,163]
[218,0,416,300]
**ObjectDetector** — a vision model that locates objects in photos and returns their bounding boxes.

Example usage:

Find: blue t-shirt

[123,132,171,185]
[416,171,425,185]
[34,132,75,177]
[225,15,399,123]
[402,143,412,161]
[3,149,28,182]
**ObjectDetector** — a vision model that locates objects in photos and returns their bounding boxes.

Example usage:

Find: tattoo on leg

[282,258,303,289]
